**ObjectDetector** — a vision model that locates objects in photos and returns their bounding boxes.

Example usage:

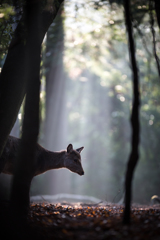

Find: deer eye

[74,159,78,163]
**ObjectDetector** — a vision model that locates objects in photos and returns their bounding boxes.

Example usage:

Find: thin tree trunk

[149,0,160,77]
[123,0,140,224]
[154,0,160,28]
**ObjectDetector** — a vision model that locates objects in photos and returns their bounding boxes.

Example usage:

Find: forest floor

[27,202,160,240]
[1,202,160,240]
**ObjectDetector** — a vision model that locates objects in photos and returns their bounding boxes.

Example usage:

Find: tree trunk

[0,1,64,237]
[10,1,41,216]
[123,0,140,224]
[0,0,64,160]
[154,0,160,28]
[149,0,160,77]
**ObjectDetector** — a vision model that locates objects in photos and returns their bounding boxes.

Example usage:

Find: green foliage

[0,2,16,58]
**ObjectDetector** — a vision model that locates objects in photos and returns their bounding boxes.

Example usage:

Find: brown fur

[0,136,84,176]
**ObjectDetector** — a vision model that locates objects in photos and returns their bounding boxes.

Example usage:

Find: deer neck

[36,149,66,175]
[43,149,66,170]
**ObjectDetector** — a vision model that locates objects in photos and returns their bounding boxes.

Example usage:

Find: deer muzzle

[80,170,84,176]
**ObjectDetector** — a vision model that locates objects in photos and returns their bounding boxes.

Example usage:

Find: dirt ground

[26,202,160,240]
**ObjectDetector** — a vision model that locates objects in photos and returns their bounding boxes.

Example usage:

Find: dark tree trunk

[0,0,64,159]
[154,0,160,28]
[123,0,140,224]
[0,1,64,237]
[10,1,41,216]
[149,0,160,77]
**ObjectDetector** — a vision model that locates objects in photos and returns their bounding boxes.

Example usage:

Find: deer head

[64,144,84,176]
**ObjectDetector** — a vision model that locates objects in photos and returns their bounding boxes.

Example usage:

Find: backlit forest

[0,0,160,206]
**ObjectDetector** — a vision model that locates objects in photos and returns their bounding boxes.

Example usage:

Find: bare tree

[123,0,140,224]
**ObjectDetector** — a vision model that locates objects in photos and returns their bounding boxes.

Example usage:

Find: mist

[2,0,160,205]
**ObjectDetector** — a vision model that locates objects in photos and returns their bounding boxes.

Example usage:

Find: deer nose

[81,171,84,176]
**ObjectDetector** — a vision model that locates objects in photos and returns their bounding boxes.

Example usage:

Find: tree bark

[0,0,64,160]
[149,0,160,77]
[123,0,140,224]
[9,0,41,216]
[154,0,160,28]
[0,2,64,236]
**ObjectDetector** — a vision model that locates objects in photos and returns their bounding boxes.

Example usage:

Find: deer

[0,135,84,177]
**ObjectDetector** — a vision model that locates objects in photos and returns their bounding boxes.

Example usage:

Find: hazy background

[1,0,160,204]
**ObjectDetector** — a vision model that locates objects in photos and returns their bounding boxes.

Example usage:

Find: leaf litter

[27,203,160,240]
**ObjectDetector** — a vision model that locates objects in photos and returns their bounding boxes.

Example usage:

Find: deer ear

[76,146,84,153]
[67,144,73,153]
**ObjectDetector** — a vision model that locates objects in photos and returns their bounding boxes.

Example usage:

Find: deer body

[0,135,84,177]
